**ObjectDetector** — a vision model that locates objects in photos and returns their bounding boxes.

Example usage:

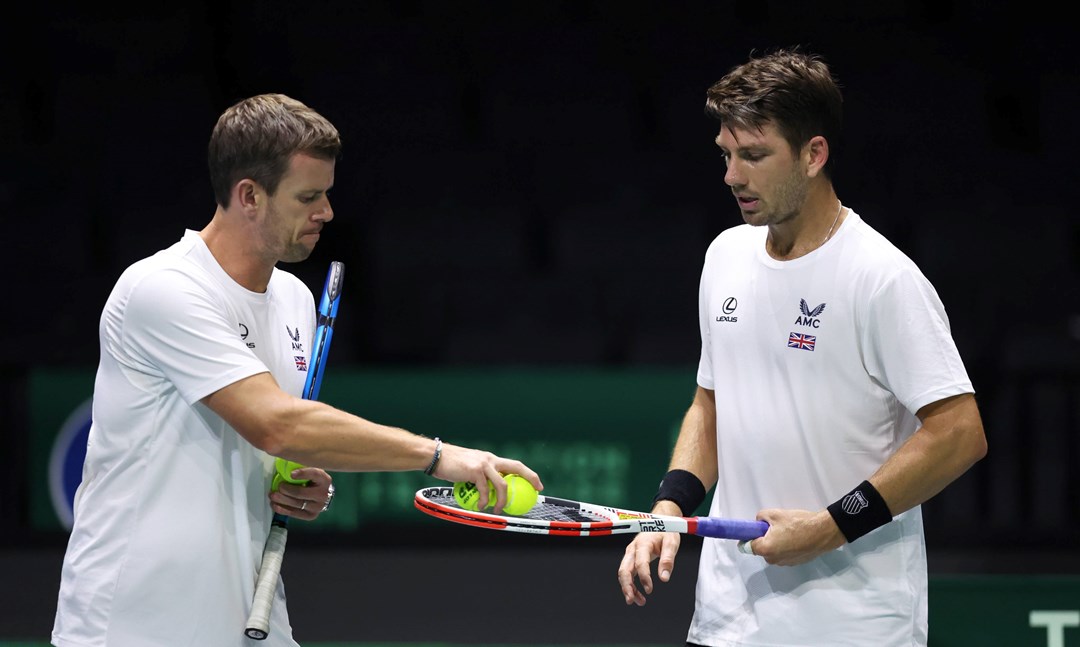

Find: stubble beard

[760,165,810,228]
[263,202,315,264]
[279,241,314,264]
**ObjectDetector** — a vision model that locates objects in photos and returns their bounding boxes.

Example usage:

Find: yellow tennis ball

[503,473,538,516]
[453,480,492,511]
[272,458,309,492]
[453,475,537,516]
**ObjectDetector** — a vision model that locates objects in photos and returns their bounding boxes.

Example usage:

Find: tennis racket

[244,260,345,640]
[414,486,768,540]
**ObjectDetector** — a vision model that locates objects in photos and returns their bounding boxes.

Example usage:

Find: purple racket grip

[694,517,769,540]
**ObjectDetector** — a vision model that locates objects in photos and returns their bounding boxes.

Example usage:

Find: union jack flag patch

[294,356,308,371]
[788,332,816,351]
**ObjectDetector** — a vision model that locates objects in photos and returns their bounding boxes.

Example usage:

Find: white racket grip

[245,525,288,640]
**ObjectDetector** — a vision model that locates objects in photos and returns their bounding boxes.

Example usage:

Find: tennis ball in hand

[271,458,309,492]
[502,474,538,516]
[453,474,538,516]
[453,480,490,510]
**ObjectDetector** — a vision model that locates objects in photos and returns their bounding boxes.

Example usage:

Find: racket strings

[429,492,604,523]
[518,501,602,523]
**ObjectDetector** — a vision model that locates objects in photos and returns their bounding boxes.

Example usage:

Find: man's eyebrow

[299,186,332,195]
[715,139,768,154]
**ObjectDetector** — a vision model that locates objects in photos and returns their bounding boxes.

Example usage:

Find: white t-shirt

[53,230,316,647]
[689,211,973,647]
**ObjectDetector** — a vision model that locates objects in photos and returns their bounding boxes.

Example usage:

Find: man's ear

[234,179,261,213]
[804,135,830,178]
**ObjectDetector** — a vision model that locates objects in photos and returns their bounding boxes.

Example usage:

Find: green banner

[930,576,1080,646]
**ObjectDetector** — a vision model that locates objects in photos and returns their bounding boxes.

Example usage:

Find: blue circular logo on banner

[48,398,93,530]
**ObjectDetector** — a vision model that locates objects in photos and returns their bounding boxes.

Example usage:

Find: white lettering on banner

[1030,610,1079,647]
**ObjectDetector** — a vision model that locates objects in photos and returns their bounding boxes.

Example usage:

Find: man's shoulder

[708,222,760,248]
[838,214,940,302]
[701,223,761,266]
[110,235,218,307]
[843,213,921,272]
[116,231,200,275]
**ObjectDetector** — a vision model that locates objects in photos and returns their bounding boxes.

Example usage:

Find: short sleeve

[862,265,974,414]
[119,268,269,404]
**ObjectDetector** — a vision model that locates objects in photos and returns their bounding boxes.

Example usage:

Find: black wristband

[424,437,443,476]
[653,469,706,515]
[827,480,894,543]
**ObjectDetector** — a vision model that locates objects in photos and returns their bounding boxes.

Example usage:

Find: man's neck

[199,211,275,293]
[765,191,843,261]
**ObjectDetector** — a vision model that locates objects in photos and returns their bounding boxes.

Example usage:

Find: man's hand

[618,531,683,606]
[618,500,685,606]
[739,508,845,566]
[270,467,335,521]
[430,442,543,514]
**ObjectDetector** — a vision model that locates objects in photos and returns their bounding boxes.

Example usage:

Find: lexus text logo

[716,297,738,323]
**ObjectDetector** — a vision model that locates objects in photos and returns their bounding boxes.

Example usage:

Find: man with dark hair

[53,93,542,646]
[617,49,986,646]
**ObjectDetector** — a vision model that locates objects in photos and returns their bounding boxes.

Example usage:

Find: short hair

[208,93,342,208]
[705,48,843,175]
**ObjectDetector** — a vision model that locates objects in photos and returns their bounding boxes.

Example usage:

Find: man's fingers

[633,539,662,595]
[656,532,681,581]
[634,564,654,594]
[487,469,509,512]
[498,461,544,492]
[657,557,674,582]
[617,550,637,604]
[618,541,654,605]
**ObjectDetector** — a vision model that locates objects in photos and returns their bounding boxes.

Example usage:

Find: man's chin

[280,246,315,264]
[741,211,768,227]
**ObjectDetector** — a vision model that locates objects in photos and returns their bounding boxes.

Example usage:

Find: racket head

[412,488,617,533]
[320,261,345,311]
[301,260,344,401]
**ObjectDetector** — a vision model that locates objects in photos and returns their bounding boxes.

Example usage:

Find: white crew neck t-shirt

[53,230,315,647]
[690,211,973,647]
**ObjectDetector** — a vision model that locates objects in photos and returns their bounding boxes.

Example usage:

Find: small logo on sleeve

[715,297,739,323]
[294,356,308,372]
[239,323,255,349]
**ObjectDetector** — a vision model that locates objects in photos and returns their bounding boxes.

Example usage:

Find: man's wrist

[652,469,706,516]
[816,510,848,550]
[651,499,684,516]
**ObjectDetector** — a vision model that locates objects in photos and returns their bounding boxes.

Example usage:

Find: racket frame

[414,485,767,541]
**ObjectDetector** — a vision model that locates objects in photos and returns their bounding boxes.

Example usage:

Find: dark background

[2,1,1079,642]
